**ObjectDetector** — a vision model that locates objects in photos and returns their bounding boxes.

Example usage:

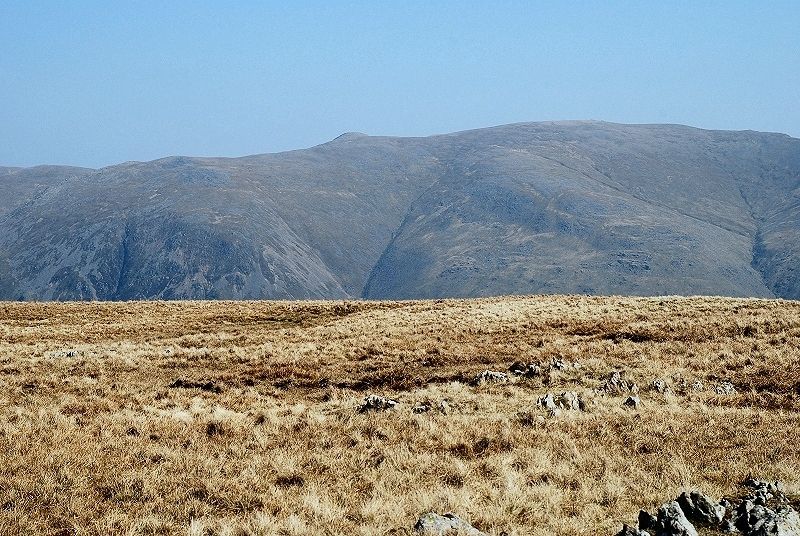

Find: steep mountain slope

[364,122,799,298]
[0,121,798,301]
[0,165,92,217]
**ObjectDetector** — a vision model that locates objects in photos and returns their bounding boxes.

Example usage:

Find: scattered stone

[557,391,583,411]
[538,393,558,411]
[537,391,585,415]
[168,378,222,393]
[623,396,641,409]
[437,400,451,414]
[359,394,397,413]
[413,512,488,535]
[651,378,670,394]
[550,357,569,370]
[508,361,542,377]
[714,381,737,395]
[412,404,430,414]
[690,380,704,392]
[472,370,509,385]
[601,370,638,395]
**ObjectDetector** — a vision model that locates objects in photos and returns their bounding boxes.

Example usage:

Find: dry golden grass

[0,295,799,535]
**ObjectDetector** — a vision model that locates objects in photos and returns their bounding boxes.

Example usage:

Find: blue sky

[1,1,798,168]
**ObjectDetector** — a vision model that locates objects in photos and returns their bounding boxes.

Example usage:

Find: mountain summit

[1,121,798,301]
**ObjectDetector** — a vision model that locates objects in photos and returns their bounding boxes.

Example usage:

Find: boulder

[747,506,800,536]
[656,501,699,536]
[677,491,725,525]
[638,510,658,530]
[413,512,488,535]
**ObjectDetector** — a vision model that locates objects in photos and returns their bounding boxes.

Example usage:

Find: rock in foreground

[414,512,488,535]
[616,479,800,536]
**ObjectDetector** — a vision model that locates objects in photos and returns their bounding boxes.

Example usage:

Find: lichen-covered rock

[413,512,488,535]
[748,506,800,536]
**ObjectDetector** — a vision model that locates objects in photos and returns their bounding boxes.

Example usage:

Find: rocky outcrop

[616,479,800,536]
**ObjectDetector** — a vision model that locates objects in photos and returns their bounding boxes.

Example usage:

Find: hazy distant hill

[0,121,798,300]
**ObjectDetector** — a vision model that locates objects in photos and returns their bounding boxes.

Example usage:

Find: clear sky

[1,1,798,168]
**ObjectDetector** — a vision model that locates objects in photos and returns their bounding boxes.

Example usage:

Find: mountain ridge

[1,121,798,301]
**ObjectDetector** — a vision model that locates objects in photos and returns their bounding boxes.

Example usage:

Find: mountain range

[1,120,798,301]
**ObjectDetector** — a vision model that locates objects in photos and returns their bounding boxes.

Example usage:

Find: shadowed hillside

[0,121,798,300]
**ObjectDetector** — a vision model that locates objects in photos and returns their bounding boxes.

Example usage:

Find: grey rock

[715,381,737,395]
[639,510,658,530]
[413,512,488,535]
[677,491,725,525]
[556,391,583,411]
[651,379,670,394]
[358,394,398,413]
[656,501,699,536]
[623,396,641,409]
[509,361,542,377]
[749,507,800,536]
[412,404,430,414]
[473,370,509,385]
[603,370,638,395]
[538,393,558,411]
[615,524,651,536]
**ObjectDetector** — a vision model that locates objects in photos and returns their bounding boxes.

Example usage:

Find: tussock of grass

[0,295,798,535]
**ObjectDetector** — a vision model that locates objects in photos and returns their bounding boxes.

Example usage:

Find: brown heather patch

[0,295,799,535]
